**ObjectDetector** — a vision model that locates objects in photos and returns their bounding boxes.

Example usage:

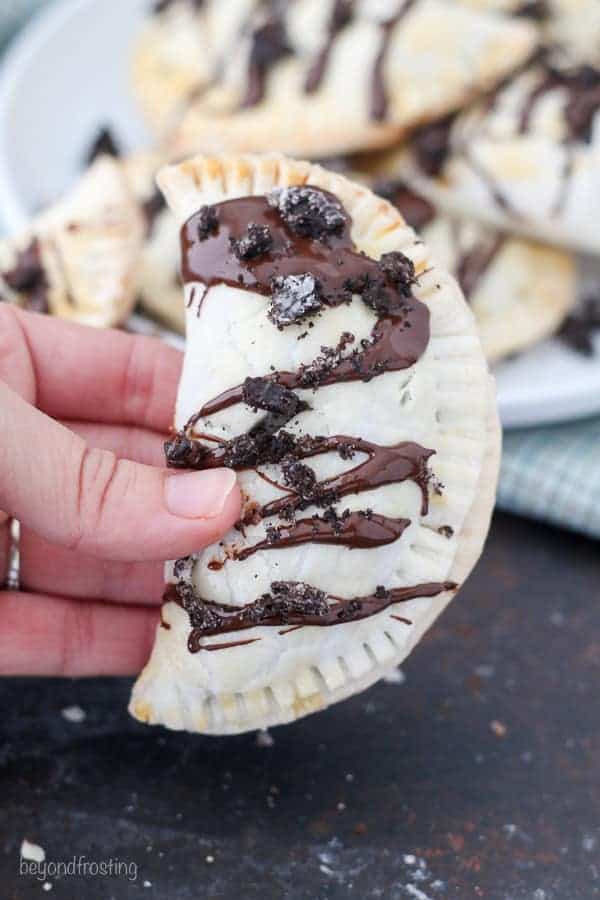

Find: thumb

[0,382,240,562]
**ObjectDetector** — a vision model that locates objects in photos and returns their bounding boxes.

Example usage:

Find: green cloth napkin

[3,1,600,542]
[498,417,600,540]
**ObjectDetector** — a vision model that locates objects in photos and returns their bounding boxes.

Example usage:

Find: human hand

[0,307,241,676]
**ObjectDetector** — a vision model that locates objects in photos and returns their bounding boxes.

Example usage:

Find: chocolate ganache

[168,183,453,650]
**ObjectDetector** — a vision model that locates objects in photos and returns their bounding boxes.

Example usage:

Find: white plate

[0,0,599,428]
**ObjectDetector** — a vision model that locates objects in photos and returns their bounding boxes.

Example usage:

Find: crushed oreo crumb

[378,251,416,295]
[196,205,219,241]
[84,127,121,165]
[268,273,323,326]
[281,459,317,499]
[243,377,304,418]
[2,239,49,314]
[143,190,167,237]
[265,581,329,620]
[230,223,273,260]
[164,434,209,469]
[296,331,356,388]
[558,295,600,356]
[438,525,454,539]
[268,186,345,240]
[173,555,196,582]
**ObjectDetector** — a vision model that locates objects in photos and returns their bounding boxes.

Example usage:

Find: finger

[65,421,166,467]
[0,382,241,562]
[20,529,165,605]
[0,306,182,431]
[0,590,158,676]
[0,512,11,585]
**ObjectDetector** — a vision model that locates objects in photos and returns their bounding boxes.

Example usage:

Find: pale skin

[0,307,241,676]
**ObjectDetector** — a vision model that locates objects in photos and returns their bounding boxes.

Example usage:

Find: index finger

[1,307,182,432]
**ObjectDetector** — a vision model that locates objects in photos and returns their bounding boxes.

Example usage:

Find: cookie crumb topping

[268,186,345,240]
[268,273,323,326]
[196,205,219,241]
[242,376,304,418]
[231,223,273,260]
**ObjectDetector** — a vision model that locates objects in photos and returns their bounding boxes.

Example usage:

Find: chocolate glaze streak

[372,178,436,231]
[304,0,354,94]
[199,300,428,416]
[372,178,503,301]
[242,4,291,108]
[234,511,411,561]
[371,0,417,121]
[411,115,456,177]
[165,581,456,649]
[456,235,505,300]
[167,434,434,520]
[142,190,168,238]
[519,63,600,143]
[262,438,434,519]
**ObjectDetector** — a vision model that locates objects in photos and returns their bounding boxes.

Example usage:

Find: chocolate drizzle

[242,3,291,108]
[199,300,427,416]
[371,0,416,121]
[170,184,448,648]
[153,0,204,13]
[411,57,600,225]
[305,0,354,94]
[372,177,504,302]
[411,114,456,177]
[558,295,600,357]
[235,510,410,560]
[519,63,600,143]
[262,438,434,519]
[168,432,434,519]
[456,235,505,300]
[2,239,50,314]
[142,190,167,237]
[373,178,436,231]
[166,579,455,650]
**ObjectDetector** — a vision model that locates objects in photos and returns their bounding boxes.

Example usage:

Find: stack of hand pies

[4,0,600,733]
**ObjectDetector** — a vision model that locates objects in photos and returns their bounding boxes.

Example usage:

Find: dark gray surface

[1,512,599,899]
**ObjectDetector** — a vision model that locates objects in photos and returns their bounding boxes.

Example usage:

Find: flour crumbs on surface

[314,842,445,895]
[20,839,45,863]
[61,705,87,724]
[383,667,406,685]
[256,729,275,748]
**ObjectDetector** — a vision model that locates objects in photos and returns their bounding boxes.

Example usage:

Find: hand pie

[0,157,144,328]
[130,154,500,735]
[370,178,576,361]
[123,151,185,333]
[372,48,600,254]
[133,0,537,158]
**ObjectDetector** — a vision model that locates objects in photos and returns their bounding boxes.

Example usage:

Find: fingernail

[164,469,237,519]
